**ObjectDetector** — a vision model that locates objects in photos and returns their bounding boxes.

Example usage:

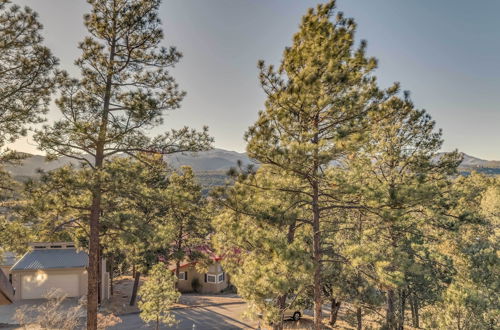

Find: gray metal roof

[11,249,88,271]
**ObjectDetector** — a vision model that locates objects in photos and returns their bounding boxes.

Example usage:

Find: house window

[178,272,187,280]
[205,273,224,284]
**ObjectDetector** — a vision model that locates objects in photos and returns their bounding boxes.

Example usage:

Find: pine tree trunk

[410,292,419,328]
[98,248,102,304]
[87,190,101,330]
[312,117,322,330]
[156,315,159,330]
[109,255,114,296]
[398,289,406,330]
[356,306,362,330]
[271,224,296,330]
[129,271,141,306]
[273,295,286,330]
[87,13,116,328]
[175,225,183,288]
[386,289,396,330]
[175,259,181,290]
[175,260,181,278]
[312,178,322,329]
[329,298,341,326]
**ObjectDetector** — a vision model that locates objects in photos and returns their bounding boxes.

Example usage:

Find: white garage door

[21,273,79,300]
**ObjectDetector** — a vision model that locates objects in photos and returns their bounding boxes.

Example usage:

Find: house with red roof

[166,245,229,294]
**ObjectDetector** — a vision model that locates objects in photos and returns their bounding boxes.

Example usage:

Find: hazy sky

[10,0,500,160]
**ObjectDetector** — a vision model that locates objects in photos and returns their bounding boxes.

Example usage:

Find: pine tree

[20,155,170,303]
[155,166,211,277]
[0,0,57,261]
[423,173,499,329]
[321,208,384,329]
[340,95,461,329]
[20,156,212,309]
[213,166,312,328]
[244,1,394,327]
[33,1,211,327]
[20,155,164,242]
[0,0,57,156]
[138,263,180,330]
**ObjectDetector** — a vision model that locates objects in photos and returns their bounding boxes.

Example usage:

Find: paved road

[0,297,257,329]
[111,302,259,330]
[0,297,314,329]
[111,305,317,330]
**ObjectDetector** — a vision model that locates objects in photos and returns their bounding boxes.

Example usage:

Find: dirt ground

[101,275,142,315]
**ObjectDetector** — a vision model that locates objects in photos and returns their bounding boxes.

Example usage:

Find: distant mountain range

[164,149,254,172]
[453,153,500,175]
[459,153,500,169]
[4,149,499,184]
[3,149,255,190]
[3,149,253,178]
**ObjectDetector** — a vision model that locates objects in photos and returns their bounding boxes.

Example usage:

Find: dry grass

[101,275,143,315]
[13,289,121,330]
[14,290,83,330]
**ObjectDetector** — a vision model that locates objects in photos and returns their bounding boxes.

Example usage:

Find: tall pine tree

[245,1,394,327]
[340,95,461,329]
[34,1,211,328]
[0,0,57,260]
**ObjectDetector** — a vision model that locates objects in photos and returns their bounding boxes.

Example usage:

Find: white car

[283,308,302,321]
[263,298,303,321]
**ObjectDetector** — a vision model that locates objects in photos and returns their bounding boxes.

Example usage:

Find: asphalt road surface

[111,302,259,330]
[0,297,313,329]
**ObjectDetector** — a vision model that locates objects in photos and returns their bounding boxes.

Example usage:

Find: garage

[21,273,80,300]
[10,244,90,301]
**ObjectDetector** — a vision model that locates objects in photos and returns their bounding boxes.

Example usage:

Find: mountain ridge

[3,149,499,180]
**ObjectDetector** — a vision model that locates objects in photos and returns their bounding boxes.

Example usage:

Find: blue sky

[11,0,500,160]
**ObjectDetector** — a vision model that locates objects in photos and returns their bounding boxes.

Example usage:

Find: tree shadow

[172,305,257,329]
